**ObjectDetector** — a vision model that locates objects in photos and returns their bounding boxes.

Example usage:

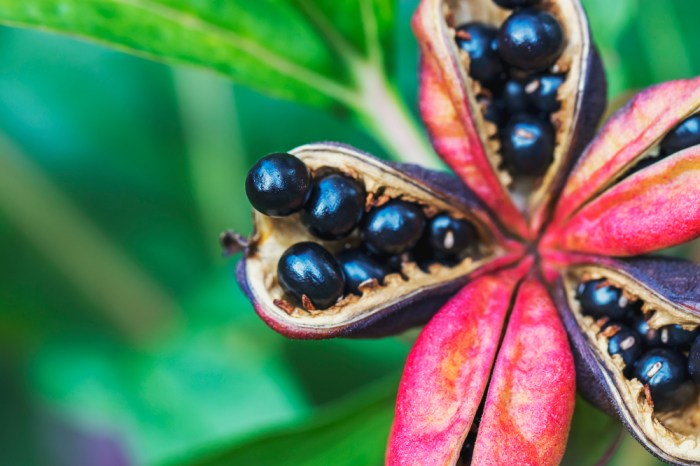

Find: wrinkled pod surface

[555,258,700,465]
[233,143,521,339]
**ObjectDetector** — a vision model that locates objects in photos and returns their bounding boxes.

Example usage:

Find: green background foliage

[0,0,697,464]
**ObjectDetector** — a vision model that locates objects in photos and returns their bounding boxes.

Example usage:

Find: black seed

[659,115,700,155]
[245,153,311,216]
[501,115,554,176]
[426,214,477,258]
[497,9,564,71]
[480,96,506,126]
[607,325,643,378]
[337,249,391,295]
[277,242,345,310]
[659,324,699,350]
[301,174,365,240]
[387,252,414,274]
[501,79,531,115]
[362,200,426,255]
[633,348,695,411]
[525,74,564,114]
[455,22,505,85]
[688,336,700,385]
[577,279,631,321]
[631,313,662,348]
[493,0,540,9]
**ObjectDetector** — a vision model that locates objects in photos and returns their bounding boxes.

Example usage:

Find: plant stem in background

[352,61,442,170]
[174,68,252,261]
[0,133,177,343]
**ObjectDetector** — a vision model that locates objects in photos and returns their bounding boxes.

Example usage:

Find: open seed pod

[547,80,700,255]
[235,143,522,339]
[554,257,700,465]
[413,0,606,236]
[229,0,700,462]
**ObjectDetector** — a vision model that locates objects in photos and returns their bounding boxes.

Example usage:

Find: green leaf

[562,396,622,466]
[0,0,396,109]
[167,375,399,466]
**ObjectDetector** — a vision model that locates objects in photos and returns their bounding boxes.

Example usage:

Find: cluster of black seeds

[630,113,700,174]
[455,0,565,177]
[245,153,478,310]
[577,279,700,411]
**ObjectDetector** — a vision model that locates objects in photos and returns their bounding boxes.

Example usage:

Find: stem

[0,132,177,343]
[352,61,443,169]
[173,68,251,261]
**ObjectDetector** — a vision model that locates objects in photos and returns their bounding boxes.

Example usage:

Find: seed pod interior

[240,143,505,336]
[564,265,700,462]
[423,0,596,215]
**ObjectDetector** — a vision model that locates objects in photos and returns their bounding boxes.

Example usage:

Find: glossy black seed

[301,174,365,240]
[455,22,505,85]
[607,325,643,377]
[337,249,391,295]
[688,336,700,385]
[525,74,564,114]
[633,348,694,411]
[426,214,477,258]
[245,153,311,217]
[362,200,426,255]
[631,313,662,348]
[659,114,700,155]
[277,242,345,310]
[501,115,554,176]
[497,9,564,71]
[577,280,630,321]
[659,324,700,350]
[502,79,531,115]
[493,0,540,9]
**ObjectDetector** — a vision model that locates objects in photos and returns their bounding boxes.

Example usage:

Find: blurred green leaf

[168,375,398,466]
[0,0,393,109]
[562,397,621,466]
[30,272,311,465]
[0,0,439,167]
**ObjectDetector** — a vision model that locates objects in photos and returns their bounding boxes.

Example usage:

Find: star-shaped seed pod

[225,0,700,464]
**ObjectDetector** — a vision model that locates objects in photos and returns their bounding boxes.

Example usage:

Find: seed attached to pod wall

[525,74,564,115]
[633,348,695,411]
[277,242,345,310]
[301,173,365,240]
[607,325,642,377]
[659,324,699,350]
[426,213,477,258]
[245,152,311,217]
[455,22,504,86]
[501,115,555,176]
[576,279,631,321]
[631,313,662,348]
[502,79,531,115]
[362,200,427,255]
[337,248,392,295]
